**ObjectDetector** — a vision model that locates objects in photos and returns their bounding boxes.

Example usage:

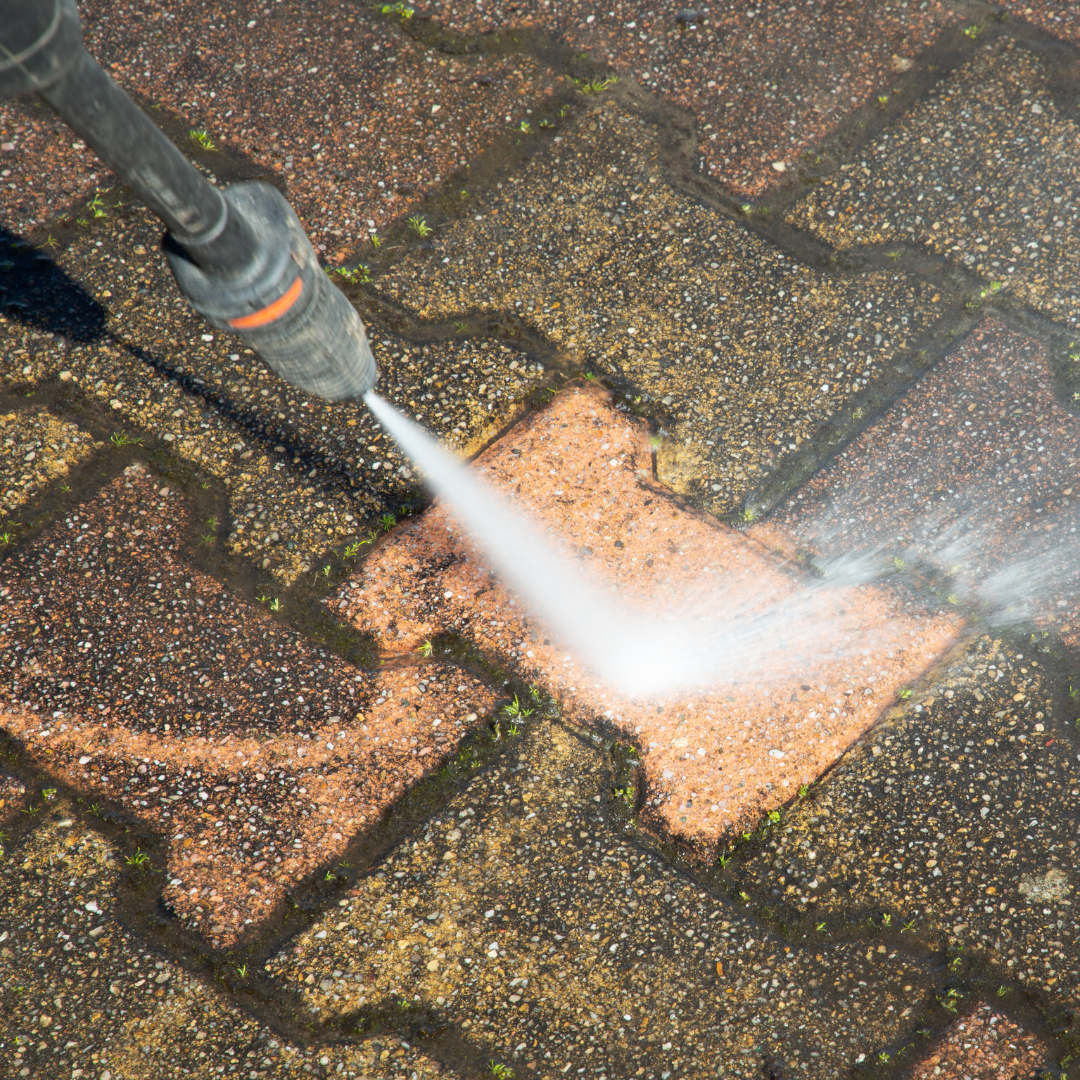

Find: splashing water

[365,393,921,699]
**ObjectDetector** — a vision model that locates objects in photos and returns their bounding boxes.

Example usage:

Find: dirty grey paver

[788,36,1080,333]
[0,810,456,1079]
[730,633,1080,1011]
[262,718,938,1079]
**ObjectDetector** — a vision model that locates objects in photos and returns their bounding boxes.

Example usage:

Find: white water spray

[365,393,908,699]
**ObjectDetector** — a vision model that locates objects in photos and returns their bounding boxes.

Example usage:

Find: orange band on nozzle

[228,274,303,329]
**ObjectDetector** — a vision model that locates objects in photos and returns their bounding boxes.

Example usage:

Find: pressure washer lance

[0,0,376,401]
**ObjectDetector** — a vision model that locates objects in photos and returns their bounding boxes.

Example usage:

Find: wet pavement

[3,0,1080,1078]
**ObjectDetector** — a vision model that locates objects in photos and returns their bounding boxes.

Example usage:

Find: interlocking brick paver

[0,463,498,945]
[432,0,958,196]
[730,633,1080,1007]
[757,319,1080,651]
[788,36,1080,330]
[5,0,1080,1070]
[0,810,455,1079]
[263,717,937,1079]
[3,0,557,257]
[909,1002,1049,1080]
[376,105,945,516]
[336,384,958,852]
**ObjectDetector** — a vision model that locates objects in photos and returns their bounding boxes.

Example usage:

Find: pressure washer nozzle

[165,183,377,402]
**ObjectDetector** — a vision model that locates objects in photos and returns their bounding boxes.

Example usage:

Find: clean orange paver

[334,386,960,854]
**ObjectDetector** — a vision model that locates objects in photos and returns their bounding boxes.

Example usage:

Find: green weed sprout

[815,921,826,931]
[963,23,982,37]
[407,215,432,238]
[519,120,532,134]
[269,598,282,612]
[417,640,434,658]
[899,688,912,699]
[380,513,397,533]
[334,265,372,285]
[490,1062,514,1079]
[381,1,414,16]
[126,848,150,867]
[110,431,142,448]
[503,695,533,720]
[190,129,217,151]
[569,75,618,94]
[237,964,248,977]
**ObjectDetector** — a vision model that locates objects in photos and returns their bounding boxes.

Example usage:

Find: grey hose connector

[0,0,377,401]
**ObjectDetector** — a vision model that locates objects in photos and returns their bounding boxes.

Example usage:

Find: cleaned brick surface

[336,386,959,853]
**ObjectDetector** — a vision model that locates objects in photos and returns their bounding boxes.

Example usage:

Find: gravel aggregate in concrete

[0,409,98,516]
[376,102,945,516]
[0,463,499,945]
[789,38,1080,329]
[0,811,455,1079]
[263,717,937,1080]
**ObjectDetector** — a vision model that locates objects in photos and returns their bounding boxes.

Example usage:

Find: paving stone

[0,408,98,516]
[375,104,946,516]
[788,36,1080,330]
[431,0,957,196]
[335,384,959,853]
[0,96,115,236]
[756,319,1080,653]
[908,1001,1050,1080]
[0,809,456,1079]
[0,463,498,946]
[7,0,556,257]
[263,717,937,1079]
[729,633,1080,1010]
